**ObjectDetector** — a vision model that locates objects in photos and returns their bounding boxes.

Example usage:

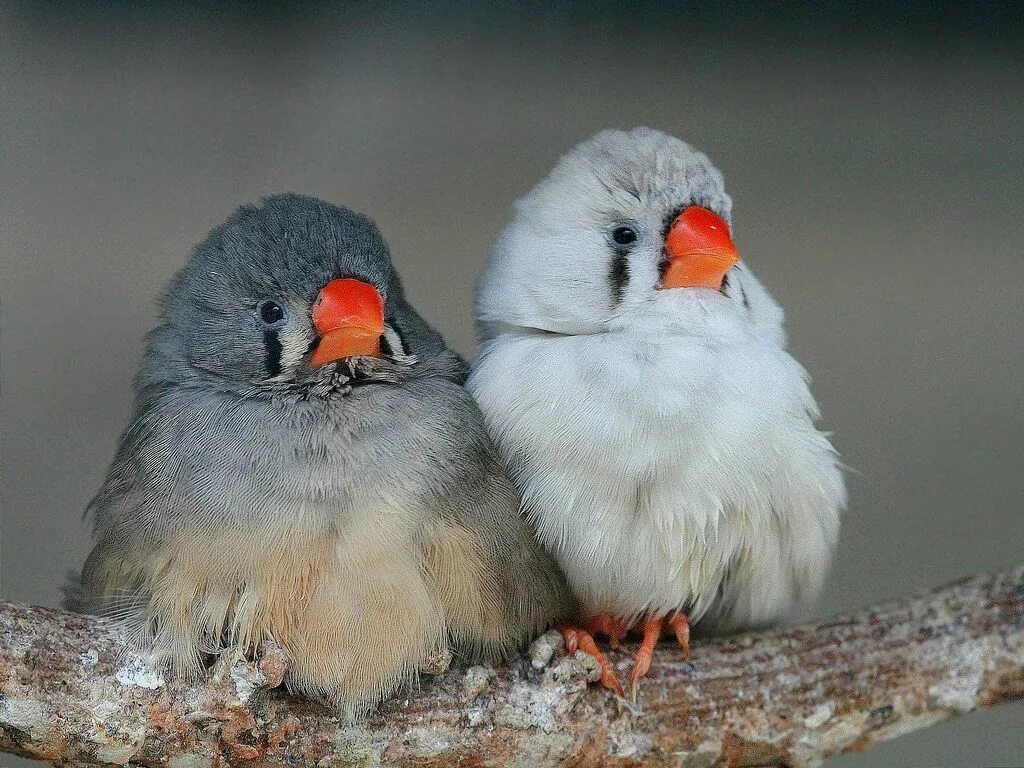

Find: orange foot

[628,612,692,701]
[628,617,662,700]
[559,624,624,696]
[669,611,691,659]
[585,612,632,649]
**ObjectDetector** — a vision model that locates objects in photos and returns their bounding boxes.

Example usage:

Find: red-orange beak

[309,278,385,367]
[661,206,740,291]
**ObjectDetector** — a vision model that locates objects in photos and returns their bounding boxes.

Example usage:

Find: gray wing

[420,387,572,661]
[65,403,162,617]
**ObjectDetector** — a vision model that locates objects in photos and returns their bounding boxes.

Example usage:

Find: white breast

[468,309,844,631]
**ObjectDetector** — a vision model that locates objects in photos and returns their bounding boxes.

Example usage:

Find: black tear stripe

[609,252,629,304]
[731,269,750,311]
[264,330,282,378]
[723,269,750,312]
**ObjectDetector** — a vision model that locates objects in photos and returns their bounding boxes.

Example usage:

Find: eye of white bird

[611,225,638,246]
[257,299,287,326]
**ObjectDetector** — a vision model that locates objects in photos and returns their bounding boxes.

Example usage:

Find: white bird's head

[477,127,785,345]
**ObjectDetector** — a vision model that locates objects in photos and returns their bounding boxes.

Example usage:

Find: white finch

[468,128,845,697]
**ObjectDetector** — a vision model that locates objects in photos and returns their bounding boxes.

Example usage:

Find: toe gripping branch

[562,611,691,701]
[560,624,624,697]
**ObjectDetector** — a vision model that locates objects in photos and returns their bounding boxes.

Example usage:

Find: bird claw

[669,612,691,659]
[561,611,691,700]
[586,612,631,649]
[559,624,624,697]
[627,616,664,702]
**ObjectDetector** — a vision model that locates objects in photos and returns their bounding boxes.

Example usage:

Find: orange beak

[661,206,740,291]
[309,278,385,367]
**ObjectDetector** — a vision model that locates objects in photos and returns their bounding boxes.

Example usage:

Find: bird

[467,127,845,698]
[67,193,570,714]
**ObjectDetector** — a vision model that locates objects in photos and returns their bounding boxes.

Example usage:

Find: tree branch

[1,565,1021,768]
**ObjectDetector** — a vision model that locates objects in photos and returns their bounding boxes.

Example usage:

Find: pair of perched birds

[69,128,844,711]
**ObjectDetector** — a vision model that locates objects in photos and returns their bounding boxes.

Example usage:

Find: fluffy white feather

[469,127,844,633]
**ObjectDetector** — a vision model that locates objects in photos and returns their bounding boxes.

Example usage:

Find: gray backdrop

[2,4,1022,765]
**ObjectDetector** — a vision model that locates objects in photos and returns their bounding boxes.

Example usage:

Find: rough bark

[1,565,1021,768]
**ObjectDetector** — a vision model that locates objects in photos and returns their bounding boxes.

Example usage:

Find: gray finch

[68,193,569,713]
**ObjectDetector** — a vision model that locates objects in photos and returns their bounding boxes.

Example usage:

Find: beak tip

[310,279,386,365]
[661,206,740,290]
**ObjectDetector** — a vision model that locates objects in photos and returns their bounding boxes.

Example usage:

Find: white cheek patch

[268,322,415,381]
[271,325,315,379]
[382,326,406,357]
[383,325,417,366]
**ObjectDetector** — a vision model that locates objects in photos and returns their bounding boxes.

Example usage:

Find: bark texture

[1,565,1022,767]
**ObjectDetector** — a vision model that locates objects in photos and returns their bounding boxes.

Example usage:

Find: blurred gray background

[2,3,1022,765]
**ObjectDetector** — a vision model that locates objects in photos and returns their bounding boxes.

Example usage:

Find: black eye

[612,226,637,246]
[258,300,285,325]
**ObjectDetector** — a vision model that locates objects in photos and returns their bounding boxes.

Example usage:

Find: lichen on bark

[1,565,1022,767]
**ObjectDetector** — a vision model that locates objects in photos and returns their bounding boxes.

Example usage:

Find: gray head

[477,127,784,344]
[144,194,463,395]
